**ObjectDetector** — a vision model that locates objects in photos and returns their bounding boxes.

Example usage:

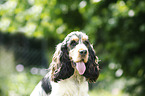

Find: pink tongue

[76,62,86,75]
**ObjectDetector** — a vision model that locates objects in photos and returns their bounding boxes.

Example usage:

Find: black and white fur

[30,31,99,96]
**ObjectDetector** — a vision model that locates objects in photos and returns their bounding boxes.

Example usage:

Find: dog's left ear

[83,45,99,83]
[51,42,74,82]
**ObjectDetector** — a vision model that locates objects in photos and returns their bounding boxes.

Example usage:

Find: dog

[30,31,99,96]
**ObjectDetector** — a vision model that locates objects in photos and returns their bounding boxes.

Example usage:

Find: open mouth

[70,57,87,75]
[76,61,86,75]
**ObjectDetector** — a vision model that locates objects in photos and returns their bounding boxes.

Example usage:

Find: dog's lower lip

[73,60,84,67]
[75,60,84,63]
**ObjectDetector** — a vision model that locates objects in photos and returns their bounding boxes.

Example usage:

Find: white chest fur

[50,74,89,96]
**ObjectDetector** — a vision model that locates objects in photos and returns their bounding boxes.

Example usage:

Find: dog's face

[51,31,99,82]
[68,33,89,63]
[65,32,89,75]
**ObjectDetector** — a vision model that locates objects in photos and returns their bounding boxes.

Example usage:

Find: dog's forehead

[65,32,88,42]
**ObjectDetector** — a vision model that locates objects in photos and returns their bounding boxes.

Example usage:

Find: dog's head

[50,31,99,82]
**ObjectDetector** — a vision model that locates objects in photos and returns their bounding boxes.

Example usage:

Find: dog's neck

[50,70,89,96]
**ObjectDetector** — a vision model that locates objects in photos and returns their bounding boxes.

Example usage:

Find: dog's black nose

[79,50,87,55]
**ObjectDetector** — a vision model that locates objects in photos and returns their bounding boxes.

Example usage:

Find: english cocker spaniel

[31,31,100,96]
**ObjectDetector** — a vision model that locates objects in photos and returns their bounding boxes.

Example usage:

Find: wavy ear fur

[83,45,99,83]
[51,43,74,82]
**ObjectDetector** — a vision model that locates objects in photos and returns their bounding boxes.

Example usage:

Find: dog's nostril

[79,50,87,55]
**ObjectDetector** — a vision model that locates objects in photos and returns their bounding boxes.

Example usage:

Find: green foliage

[0,72,42,96]
[0,0,145,95]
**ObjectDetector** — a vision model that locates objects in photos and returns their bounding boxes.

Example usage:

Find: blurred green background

[0,0,145,96]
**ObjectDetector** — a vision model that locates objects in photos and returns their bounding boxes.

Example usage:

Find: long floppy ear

[83,45,99,83]
[50,43,74,82]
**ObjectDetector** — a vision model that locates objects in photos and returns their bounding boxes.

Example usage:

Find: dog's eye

[70,40,78,46]
[84,40,90,46]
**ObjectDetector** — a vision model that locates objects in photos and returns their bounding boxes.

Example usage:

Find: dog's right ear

[50,43,74,82]
[83,45,99,83]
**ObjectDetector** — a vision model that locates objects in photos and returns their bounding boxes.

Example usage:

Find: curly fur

[52,43,74,82]
[83,45,99,82]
